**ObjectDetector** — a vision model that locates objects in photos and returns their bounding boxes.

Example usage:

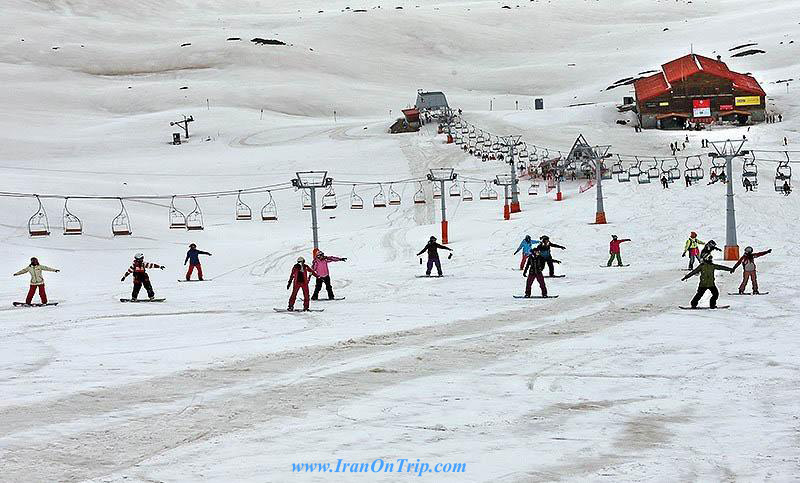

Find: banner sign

[692,99,711,118]
[720,104,734,111]
[735,96,761,106]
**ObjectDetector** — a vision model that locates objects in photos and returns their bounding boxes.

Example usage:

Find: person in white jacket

[13,257,59,304]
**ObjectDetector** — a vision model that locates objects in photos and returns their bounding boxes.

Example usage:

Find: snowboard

[273,308,324,313]
[305,297,345,301]
[728,292,768,296]
[120,298,166,303]
[679,305,730,310]
[543,275,565,278]
[600,264,630,267]
[513,295,559,299]
[416,275,448,278]
[178,279,211,282]
[13,302,58,307]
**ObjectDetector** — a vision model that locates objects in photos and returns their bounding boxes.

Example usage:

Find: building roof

[416,91,449,110]
[634,54,765,102]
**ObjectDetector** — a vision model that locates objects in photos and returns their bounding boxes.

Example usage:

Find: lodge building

[634,54,766,129]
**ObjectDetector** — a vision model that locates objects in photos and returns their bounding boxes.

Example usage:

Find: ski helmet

[744,246,753,254]
[611,235,618,239]
[317,251,325,257]
[189,243,196,248]
[134,253,144,260]
[297,256,305,263]
[541,235,549,241]
[524,234,531,241]
[430,236,437,241]
[30,257,39,265]
[707,239,716,246]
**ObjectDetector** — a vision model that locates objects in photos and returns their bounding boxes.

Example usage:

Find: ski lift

[685,155,705,181]
[373,184,387,208]
[350,185,364,209]
[468,128,477,140]
[479,181,492,200]
[710,156,726,180]
[528,181,539,195]
[449,180,461,197]
[301,189,312,211]
[235,191,252,220]
[462,182,474,201]
[322,186,337,210]
[169,196,187,229]
[600,160,613,180]
[454,133,464,145]
[774,157,792,193]
[476,131,485,144]
[413,182,426,204]
[617,169,631,183]
[611,155,624,175]
[261,191,278,221]
[28,195,50,237]
[647,158,660,179]
[388,184,402,205]
[519,146,529,160]
[62,197,82,235]
[111,198,132,236]
[660,158,680,183]
[488,183,499,200]
[186,197,204,230]
[432,182,442,199]
[461,124,469,135]
[742,155,758,189]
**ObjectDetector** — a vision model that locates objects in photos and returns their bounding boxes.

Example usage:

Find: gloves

[419,258,423,265]
[448,253,453,259]
[342,257,347,261]
[121,277,126,282]
[160,266,166,270]
[682,253,686,257]
[286,283,291,290]
[767,249,772,254]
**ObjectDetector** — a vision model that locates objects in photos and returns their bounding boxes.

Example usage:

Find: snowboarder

[513,235,537,270]
[681,255,734,308]
[121,253,164,301]
[538,235,565,276]
[699,239,722,261]
[607,235,631,266]
[311,251,347,300]
[522,246,548,298]
[417,236,453,277]
[661,175,669,189]
[13,257,59,305]
[682,232,706,269]
[286,256,318,311]
[184,243,211,281]
[731,246,771,294]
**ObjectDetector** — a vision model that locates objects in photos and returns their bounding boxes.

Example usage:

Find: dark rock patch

[251,38,286,46]
[731,49,766,57]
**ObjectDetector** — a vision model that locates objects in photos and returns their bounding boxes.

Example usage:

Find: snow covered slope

[1,0,799,481]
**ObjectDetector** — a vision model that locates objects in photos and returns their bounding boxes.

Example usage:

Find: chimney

[717,55,722,62]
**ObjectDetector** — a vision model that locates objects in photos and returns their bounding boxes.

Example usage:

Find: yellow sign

[659,102,669,107]
[735,96,761,106]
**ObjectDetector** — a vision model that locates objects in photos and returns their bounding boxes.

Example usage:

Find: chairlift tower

[708,139,748,261]
[169,115,195,140]
[494,173,514,220]
[590,145,612,224]
[292,171,333,255]
[427,168,457,244]
[502,135,522,213]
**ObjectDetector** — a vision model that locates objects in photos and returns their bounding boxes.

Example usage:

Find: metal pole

[309,187,319,251]
[595,158,606,223]
[503,185,510,220]
[555,168,563,201]
[724,154,738,260]
[440,180,448,244]
[509,141,520,212]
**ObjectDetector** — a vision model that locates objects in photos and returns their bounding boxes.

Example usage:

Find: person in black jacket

[538,236,565,276]
[523,247,548,297]
[699,239,721,261]
[416,236,452,276]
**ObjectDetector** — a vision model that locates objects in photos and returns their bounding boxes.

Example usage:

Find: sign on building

[693,99,711,118]
[735,96,761,106]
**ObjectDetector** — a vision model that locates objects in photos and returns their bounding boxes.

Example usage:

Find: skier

[699,239,722,261]
[184,243,211,281]
[13,257,59,305]
[311,251,347,300]
[681,255,734,308]
[731,246,771,294]
[286,256,318,311]
[607,235,631,266]
[417,236,453,277]
[522,246,548,298]
[681,232,706,269]
[513,234,537,270]
[121,253,164,301]
[661,175,669,189]
[538,235,565,276]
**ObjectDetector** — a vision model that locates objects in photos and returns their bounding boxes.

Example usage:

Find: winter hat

[707,240,716,246]
[30,257,39,265]
[317,251,325,257]
[524,235,531,241]
[690,232,697,238]
[134,253,144,260]
[744,246,753,254]
[430,236,437,241]
[611,235,618,239]
[297,256,305,263]
[189,243,196,248]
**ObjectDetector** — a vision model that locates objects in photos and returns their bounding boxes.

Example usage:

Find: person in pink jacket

[311,251,347,300]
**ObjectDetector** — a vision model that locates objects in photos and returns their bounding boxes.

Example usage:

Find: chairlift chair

[617,170,631,183]
[169,196,187,229]
[301,189,312,210]
[774,160,792,193]
[350,185,364,209]
[236,191,253,220]
[388,184,402,205]
[449,180,461,197]
[413,182,426,204]
[373,185,387,208]
[479,181,492,200]
[637,171,651,184]
[462,182,473,201]
[476,132,485,144]
[322,186,337,210]
[488,184,499,200]
[611,156,624,175]
[261,191,278,221]
[528,182,538,195]
[432,182,442,199]
[111,198,132,236]
[62,198,82,235]
[647,161,660,179]
[186,197,204,230]
[28,195,50,237]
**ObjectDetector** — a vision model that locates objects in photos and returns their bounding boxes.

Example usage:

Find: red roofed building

[634,53,766,129]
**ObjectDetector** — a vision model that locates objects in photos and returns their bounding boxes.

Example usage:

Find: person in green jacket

[681,256,734,308]
[13,257,60,304]
[681,231,706,269]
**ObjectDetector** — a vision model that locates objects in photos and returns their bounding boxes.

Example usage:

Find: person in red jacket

[607,235,631,266]
[731,246,771,294]
[286,256,318,311]
[121,253,164,301]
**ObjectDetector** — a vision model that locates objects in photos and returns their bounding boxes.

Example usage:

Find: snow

[1,0,799,481]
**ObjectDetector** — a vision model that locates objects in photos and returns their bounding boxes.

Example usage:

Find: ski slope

[1,0,799,481]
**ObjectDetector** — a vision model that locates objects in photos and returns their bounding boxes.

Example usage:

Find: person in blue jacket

[513,234,538,270]
[184,243,212,280]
